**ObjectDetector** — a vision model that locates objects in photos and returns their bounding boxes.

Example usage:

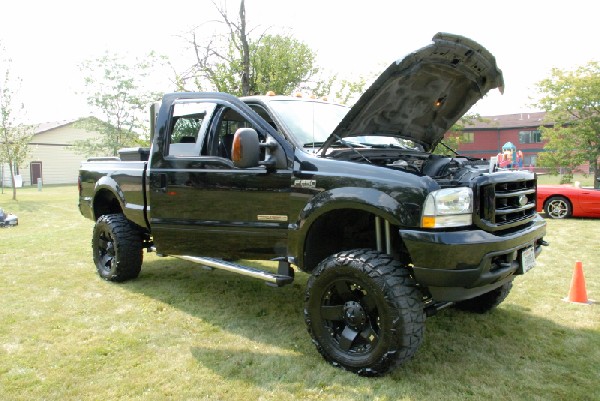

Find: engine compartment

[327,148,490,186]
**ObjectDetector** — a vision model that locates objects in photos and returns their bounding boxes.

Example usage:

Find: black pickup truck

[78,33,547,376]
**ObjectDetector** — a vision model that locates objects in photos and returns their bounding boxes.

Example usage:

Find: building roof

[464,111,549,130]
[33,119,80,135]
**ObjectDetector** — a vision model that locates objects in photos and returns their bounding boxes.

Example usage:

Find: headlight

[421,187,473,228]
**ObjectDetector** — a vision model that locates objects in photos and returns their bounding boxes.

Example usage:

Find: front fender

[298,187,408,227]
[288,187,423,267]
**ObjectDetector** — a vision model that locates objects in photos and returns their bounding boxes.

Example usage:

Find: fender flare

[92,175,127,219]
[289,187,423,268]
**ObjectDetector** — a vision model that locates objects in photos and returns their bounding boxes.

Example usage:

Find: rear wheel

[455,280,513,313]
[304,249,425,376]
[544,196,571,219]
[92,214,143,282]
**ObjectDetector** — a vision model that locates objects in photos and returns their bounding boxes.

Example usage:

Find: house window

[519,130,542,144]
[524,155,537,166]
[461,132,474,144]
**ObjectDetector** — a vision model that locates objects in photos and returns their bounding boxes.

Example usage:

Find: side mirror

[232,128,260,168]
[261,135,287,170]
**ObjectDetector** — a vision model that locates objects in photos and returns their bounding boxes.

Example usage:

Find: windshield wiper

[331,134,372,164]
[438,141,480,161]
[304,139,366,148]
[358,142,407,149]
[303,141,327,148]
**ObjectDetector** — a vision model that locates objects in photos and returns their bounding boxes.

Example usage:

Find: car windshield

[267,100,348,145]
[267,99,420,150]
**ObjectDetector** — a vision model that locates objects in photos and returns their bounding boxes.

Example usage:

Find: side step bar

[175,255,294,287]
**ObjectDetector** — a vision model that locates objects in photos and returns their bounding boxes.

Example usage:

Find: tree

[179,0,317,96]
[249,34,318,96]
[535,61,600,187]
[0,44,34,200]
[76,52,163,157]
[433,114,484,155]
[177,0,365,102]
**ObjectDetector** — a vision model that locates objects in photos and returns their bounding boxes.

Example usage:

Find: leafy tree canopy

[75,52,164,157]
[535,61,600,187]
[0,42,34,200]
[176,0,366,102]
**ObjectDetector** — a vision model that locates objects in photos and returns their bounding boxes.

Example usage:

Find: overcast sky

[0,0,597,123]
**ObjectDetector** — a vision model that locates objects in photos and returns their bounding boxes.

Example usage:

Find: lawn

[537,172,595,187]
[1,185,598,401]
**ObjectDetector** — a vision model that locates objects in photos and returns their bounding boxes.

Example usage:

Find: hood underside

[325,33,504,153]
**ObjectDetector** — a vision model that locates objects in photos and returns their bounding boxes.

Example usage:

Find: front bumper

[400,214,547,302]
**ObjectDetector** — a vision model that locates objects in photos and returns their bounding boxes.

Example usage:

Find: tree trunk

[8,160,16,200]
[592,157,599,189]
[239,0,250,96]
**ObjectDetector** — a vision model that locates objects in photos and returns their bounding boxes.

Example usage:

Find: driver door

[149,94,292,260]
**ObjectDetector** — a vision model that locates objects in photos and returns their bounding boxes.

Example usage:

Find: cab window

[167,102,215,157]
[203,107,259,159]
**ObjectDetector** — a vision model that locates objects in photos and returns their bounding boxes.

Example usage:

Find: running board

[175,255,294,287]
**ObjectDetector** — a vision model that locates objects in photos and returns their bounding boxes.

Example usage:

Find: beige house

[1,119,100,187]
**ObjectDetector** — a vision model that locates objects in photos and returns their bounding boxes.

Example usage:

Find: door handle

[151,173,167,193]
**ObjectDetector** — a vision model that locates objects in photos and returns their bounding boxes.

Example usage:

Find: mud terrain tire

[304,249,425,376]
[92,214,143,282]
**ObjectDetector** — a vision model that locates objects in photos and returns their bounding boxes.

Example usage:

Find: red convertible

[536,184,600,219]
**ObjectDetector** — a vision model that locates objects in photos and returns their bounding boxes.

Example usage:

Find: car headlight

[421,187,473,228]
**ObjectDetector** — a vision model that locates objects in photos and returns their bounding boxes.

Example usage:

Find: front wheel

[544,196,571,219]
[304,249,425,376]
[92,214,143,282]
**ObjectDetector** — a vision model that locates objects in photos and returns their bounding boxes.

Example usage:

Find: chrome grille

[478,179,537,230]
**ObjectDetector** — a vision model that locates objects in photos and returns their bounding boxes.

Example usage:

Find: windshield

[268,100,349,145]
[267,99,421,151]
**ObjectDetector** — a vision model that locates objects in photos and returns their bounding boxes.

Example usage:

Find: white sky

[0,0,597,123]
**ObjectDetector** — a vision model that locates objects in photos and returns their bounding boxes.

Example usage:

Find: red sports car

[536,184,600,219]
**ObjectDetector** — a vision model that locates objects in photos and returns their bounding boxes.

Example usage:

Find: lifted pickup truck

[78,33,547,376]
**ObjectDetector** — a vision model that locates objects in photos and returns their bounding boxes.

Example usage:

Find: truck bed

[78,160,149,230]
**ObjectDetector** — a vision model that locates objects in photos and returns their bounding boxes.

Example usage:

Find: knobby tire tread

[93,213,143,282]
[304,248,425,376]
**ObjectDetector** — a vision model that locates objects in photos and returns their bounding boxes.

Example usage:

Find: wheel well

[302,209,406,272]
[93,189,123,220]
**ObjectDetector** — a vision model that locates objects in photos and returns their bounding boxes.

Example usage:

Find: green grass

[1,186,598,401]
[537,172,595,186]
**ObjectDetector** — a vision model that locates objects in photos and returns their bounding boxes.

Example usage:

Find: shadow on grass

[122,257,598,400]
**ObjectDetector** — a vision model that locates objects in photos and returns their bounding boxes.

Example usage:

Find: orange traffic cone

[564,261,592,305]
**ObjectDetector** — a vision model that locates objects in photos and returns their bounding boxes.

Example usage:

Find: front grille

[478,178,537,231]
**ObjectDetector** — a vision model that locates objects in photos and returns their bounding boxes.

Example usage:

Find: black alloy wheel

[92,214,143,282]
[305,249,425,376]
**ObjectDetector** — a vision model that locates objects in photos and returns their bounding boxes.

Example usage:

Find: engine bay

[326,148,491,186]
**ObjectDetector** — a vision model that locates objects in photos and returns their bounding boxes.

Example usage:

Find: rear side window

[167,102,216,157]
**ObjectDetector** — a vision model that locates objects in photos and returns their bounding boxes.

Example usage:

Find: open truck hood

[323,33,504,153]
